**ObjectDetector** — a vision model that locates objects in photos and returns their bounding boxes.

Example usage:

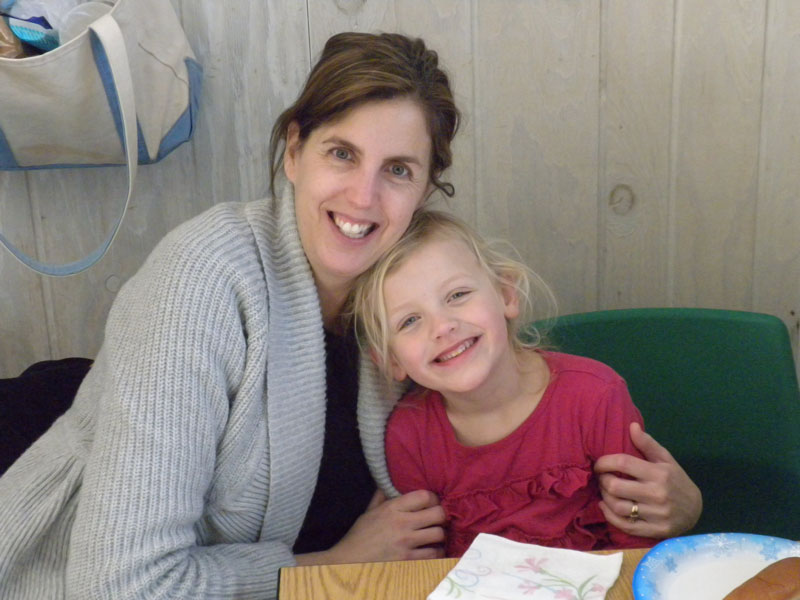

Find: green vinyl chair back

[530,308,800,538]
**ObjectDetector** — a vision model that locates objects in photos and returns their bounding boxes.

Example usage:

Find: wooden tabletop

[278,547,648,600]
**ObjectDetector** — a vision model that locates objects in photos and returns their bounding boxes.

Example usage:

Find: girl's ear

[500,277,520,320]
[369,348,408,382]
[389,353,408,382]
[368,347,382,366]
[283,122,301,182]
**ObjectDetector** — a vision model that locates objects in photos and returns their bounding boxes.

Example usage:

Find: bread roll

[723,556,800,599]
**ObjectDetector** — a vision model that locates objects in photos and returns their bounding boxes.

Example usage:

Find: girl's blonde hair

[350,210,558,380]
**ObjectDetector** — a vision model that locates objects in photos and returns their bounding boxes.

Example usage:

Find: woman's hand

[594,422,702,539]
[296,489,446,566]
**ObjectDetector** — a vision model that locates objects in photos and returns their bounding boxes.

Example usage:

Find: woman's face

[284,98,432,293]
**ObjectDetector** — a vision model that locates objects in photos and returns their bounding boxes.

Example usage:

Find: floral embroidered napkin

[427,533,623,600]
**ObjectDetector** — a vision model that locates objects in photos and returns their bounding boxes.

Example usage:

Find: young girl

[351,210,658,557]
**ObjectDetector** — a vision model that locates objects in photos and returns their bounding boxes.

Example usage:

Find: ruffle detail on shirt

[447,506,610,557]
[442,463,615,557]
[442,463,594,528]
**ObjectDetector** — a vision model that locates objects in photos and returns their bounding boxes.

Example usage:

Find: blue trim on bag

[94,42,203,164]
[92,31,154,163]
[0,126,19,168]
[0,161,128,171]
[91,31,130,158]
[152,58,203,162]
[0,51,201,171]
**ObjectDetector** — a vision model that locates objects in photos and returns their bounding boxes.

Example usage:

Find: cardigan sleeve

[66,207,292,599]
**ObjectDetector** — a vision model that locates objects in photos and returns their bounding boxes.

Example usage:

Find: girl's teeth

[437,339,475,362]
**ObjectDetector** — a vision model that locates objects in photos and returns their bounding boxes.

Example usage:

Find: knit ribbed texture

[0,183,404,599]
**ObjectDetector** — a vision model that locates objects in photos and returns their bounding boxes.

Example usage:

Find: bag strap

[0,13,137,277]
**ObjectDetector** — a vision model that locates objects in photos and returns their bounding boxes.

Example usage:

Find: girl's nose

[432,312,458,338]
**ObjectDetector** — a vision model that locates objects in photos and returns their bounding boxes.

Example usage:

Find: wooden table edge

[278,547,649,599]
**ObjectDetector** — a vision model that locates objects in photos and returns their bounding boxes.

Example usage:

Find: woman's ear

[422,182,436,206]
[283,122,301,183]
[500,277,520,320]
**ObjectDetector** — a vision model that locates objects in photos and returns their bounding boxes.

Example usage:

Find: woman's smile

[330,212,376,239]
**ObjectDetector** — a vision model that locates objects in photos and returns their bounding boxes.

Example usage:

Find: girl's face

[284,98,432,293]
[383,235,520,397]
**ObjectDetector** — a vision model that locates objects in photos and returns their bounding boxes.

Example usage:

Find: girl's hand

[594,422,702,539]
[296,489,446,566]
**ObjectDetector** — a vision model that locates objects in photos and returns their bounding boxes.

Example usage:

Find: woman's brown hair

[269,32,460,199]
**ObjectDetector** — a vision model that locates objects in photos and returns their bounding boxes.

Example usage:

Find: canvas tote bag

[0,0,202,276]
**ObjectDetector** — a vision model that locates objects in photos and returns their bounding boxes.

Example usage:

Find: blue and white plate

[632,532,800,600]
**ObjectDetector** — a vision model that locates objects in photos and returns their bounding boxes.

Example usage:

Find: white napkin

[428,533,623,600]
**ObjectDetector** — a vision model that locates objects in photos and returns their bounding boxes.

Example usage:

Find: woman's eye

[333,148,351,160]
[390,164,409,177]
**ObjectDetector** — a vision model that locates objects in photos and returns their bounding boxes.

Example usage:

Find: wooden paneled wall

[2,0,799,378]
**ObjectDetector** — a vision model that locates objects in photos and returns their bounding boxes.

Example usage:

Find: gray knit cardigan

[0,184,404,599]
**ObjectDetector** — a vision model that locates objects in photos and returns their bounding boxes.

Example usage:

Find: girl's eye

[333,148,351,160]
[399,315,419,330]
[390,164,409,177]
[449,290,470,302]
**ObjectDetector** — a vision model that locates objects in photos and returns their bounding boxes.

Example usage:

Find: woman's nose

[349,169,379,208]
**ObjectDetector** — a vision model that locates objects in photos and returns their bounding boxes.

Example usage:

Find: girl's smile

[433,336,479,364]
[384,234,521,400]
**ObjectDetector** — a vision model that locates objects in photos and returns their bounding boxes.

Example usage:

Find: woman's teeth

[436,338,475,363]
[334,215,373,239]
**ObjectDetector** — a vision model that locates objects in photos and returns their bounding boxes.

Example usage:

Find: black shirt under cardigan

[292,327,377,553]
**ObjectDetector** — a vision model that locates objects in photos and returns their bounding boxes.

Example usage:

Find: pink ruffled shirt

[385,351,657,557]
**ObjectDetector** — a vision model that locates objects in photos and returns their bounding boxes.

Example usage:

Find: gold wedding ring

[629,502,640,522]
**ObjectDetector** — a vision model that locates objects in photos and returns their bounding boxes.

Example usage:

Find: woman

[0,32,700,599]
